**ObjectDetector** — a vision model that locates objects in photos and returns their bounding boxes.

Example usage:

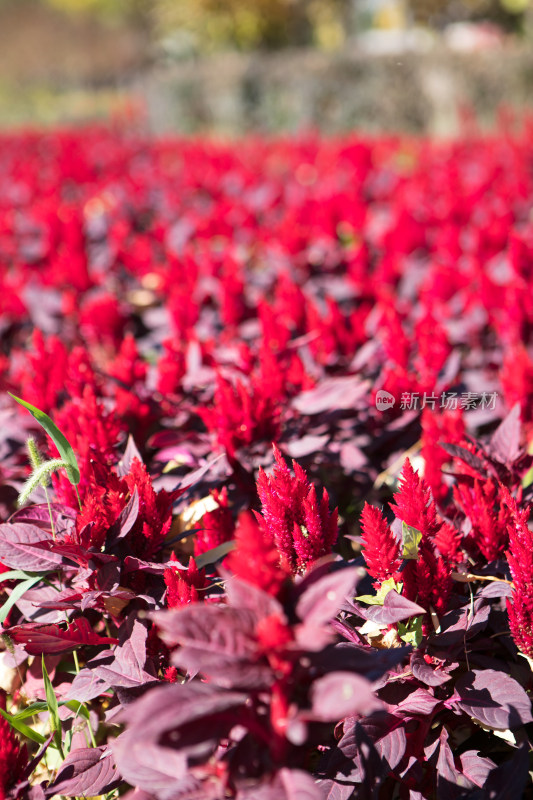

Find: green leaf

[0,576,41,624]
[397,615,423,648]
[14,699,90,722]
[0,570,40,584]
[12,701,48,720]
[402,521,422,560]
[42,655,64,757]
[195,540,236,570]
[357,577,402,605]
[8,394,80,485]
[522,465,533,489]
[0,707,46,745]
[63,700,90,721]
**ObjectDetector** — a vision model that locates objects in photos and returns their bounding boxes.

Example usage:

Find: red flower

[194,488,235,557]
[164,556,207,608]
[0,704,28,800]
[226,512,289,596]
[504,492,533,657]
[256,445,338,572]
[360,502,401,586]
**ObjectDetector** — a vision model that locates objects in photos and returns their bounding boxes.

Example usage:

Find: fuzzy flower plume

[199,373,281,458]
[194,488,235,557]
[420,407,464,504]
[0,697,28,800]
[123,458,177,559]
[454,478,512,562]
[504,492,533,658]
[164,556,208,608]
[74,458,176,557]
[391,460,451,616]
[226,512,289,596]
[360,502,401,587]
[390,458,440,539]
[256,445,338,572]
[51,385,123,506]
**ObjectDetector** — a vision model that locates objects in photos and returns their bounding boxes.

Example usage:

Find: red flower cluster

[256,445,338,572]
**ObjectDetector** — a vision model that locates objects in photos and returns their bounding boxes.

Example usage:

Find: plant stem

[43,487,56,540]
[74,486,82,512]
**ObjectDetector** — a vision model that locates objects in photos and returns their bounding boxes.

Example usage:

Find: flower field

[2,122,533,798]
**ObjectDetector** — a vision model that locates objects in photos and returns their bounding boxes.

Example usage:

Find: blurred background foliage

[1,0,530,53]
[1,0,532,131]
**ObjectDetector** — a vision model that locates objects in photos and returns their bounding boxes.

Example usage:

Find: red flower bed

[0,122,533,798]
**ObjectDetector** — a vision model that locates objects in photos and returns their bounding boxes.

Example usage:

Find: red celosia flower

[433,521,464,566]
[454,478,511,562]
[74,467,128,549]
[0,701,28,800]
[199,373,281,458]
[360,502,401,586]
[401,537,452,617]
[164,556,207,608]
[390,459,441,539]
[504,493,533,657]
[79,292,127,347]
[123,458,176,559]
[391,460,451,616]
[51,385,123,506]
[256,445,338,572]
[194,488,235,557]
[420,407,465,504]
[226,511,289,596]
[157,337,187,396]
[12,329,69,414]
[501,345,533,426]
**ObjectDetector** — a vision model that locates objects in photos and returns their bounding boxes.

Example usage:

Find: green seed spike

[26,436,43,474]
[17,458,69,508]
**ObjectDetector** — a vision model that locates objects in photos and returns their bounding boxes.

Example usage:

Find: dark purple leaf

[154,604,272,689]
[9,504,76,538]
[476,581,513,599]
[315,780,354,800]
[339,713,406,774]
[224,574,284,619]
[396,688,441,716]
[93,619,156,688]
[174,455,225,495]
[0,524,62,571]
[410,651,452,686]
[107,488,139,544]
[63,665,110,703]
[112,682,247,798]
[239,769,325,800]
[439,444,488,477]
[488,403,522,465]
[455,669,533,729]
[362,591,425,625]
[311,672,381,721]
[46,747,120,797]
[459,751,496,788]
[123,556,173,575]
[296,567,361,627]
[6,618,118,655]
[283,435,330,458]
[483,743,529,799]
[117,435,144,476]
[292,376,369,415]
[111,739,189,800]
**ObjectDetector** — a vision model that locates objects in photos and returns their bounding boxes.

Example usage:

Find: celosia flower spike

[504,492,533,657]
[256,445,338,572]
[0,707,28,800]
[360,502,401,586]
